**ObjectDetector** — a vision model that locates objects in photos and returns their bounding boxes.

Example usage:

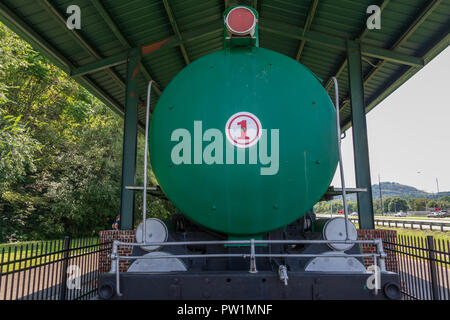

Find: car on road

[437,211,449,217]
[350,212,358,216]
[394,211,407,217]
[427,211,448,218]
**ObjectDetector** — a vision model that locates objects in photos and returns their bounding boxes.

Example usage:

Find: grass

[381,227,450,242]
[350,221,450,264]
[0,238,100,273]
[351,221,449,242]
[374,215,450,221]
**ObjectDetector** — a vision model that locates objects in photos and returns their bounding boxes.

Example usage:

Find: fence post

[59,236,71,300]
[426,235,439,300]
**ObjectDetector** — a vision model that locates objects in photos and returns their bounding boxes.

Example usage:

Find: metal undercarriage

[98,271,401,300]
[97,216,402,300]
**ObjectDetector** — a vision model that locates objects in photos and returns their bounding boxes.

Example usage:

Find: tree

[388,197,408,213]
[413,198,428,211]
[427,200,439,210]
[373,199,384,214]
[383,197,392,213]
[0,22,173,242]
[439,196,450,210]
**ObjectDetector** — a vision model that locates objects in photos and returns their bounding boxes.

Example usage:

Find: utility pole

[418,171,429,213]
[378,174,383,216]
[436,178,440,209]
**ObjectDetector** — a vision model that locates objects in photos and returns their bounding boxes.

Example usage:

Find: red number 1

[237,119,250,140]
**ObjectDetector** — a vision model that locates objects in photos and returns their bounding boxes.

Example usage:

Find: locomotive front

[98,6,401,300]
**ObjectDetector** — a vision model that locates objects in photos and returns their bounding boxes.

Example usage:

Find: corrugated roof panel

[260,0,310,26]
[172,0,223,32]
[0,0,447,129]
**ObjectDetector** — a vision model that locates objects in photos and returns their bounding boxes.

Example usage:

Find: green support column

[347,40,375,230]
[119,51,140,230]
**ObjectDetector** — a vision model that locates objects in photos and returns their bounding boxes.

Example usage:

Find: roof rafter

[37,0,126,90]
[324,0,391,90]
[162,0,190,65]
[296,0,319,61]
[361,0,443,87]
[71,21,224,78]
[90,0,161,96]
[342,32,450,133]
[259,18,424,67]
[71,16,425,84]
[338,0,443,125]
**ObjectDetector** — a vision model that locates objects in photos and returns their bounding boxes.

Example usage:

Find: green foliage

[426,199,439,209]
[413,198,428,211]
[315,194,449,217]
[0,23,172,242]
[387,197,408,213]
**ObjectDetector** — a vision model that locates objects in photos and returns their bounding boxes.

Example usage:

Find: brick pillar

[99,230,136,273]
[357,229,398,273]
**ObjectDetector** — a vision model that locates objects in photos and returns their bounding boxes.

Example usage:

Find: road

[316,214,450,231]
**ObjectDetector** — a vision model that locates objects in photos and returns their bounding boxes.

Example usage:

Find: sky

[331,46,450,194]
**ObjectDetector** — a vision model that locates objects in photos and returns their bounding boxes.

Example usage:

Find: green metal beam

[120,52,140,230]
[70,21,223,79]
[347,40,374,230]
[338,0,442,129]
[37,0,126,89]
[324,0,391,90]
[141,21,222,52]
[90,0,161,96]
[341,32,450,133]
[260,18,346,49]
[295,0,319,61]
[360,44,425,67]
[259,18,424,67]
[162,0,190,65]
[361,0,442,86]
[91,0,129,47]
[76,17,422,81]
[71,51,129,77]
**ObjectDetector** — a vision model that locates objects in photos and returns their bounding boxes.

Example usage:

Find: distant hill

[338,182,450,202]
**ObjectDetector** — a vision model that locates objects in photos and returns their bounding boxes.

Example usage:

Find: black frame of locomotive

[97,11,403,300]
[98,236,401,300]
[97,51,402,300]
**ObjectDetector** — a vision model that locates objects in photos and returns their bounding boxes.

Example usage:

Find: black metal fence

[0,237,112,300]
[384,235,449,300]
[0,234,448,300]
